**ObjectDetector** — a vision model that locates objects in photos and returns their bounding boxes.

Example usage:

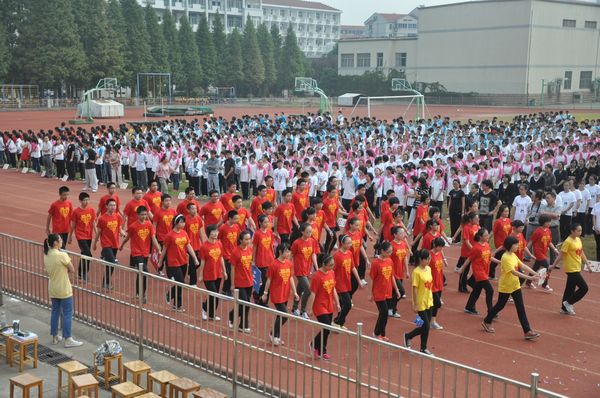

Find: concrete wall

[338,38,418,76]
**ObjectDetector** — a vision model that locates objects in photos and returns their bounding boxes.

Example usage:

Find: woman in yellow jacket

[404,249,434,355]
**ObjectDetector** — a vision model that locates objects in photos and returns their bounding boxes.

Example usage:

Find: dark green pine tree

[161,12,183,92]
[18,0,87,91]
[120,0,152,87]
[257,23,277,95]
[270,24,283,92]
[196,15,217,87]
[242,18,264,95]
[278,25,305,90]
[0,22,9,81]
[0,0,24,81]
[178,15,203,95]
[144,5,169,73]
[211,13,227,85]
[223,29,244,89]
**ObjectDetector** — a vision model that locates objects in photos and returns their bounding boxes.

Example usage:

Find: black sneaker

[464,308,479,315]
[420,349,434,356]
[403,333,411,348]
[165,292,170,304]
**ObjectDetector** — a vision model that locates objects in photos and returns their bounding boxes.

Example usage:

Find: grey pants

[42,155,54,176]
[292,276,310,313]
[158,177,169,193]
[84,168,98,191]
[137,170,148,190]
[207,173,220,193]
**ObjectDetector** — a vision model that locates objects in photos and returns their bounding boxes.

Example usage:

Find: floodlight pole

[540,79,545,107]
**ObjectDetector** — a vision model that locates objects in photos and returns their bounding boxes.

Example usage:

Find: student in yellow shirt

[404,249,434,355]
[552,223,591,315]
[44,234,83,348]
[482,236,541,340]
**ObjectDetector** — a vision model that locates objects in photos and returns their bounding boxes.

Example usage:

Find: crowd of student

[30,108,597,358]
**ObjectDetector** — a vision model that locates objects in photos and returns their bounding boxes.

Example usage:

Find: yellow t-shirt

[561,236,582,273]
[498,252,521,294]
[45,249,73,299]
[412,265,433,311]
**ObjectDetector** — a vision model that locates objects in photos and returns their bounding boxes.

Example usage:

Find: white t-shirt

[585,183,600,208]
[341,174,356,200]
[592,202,600,231]
[512,194,532,222]
[558,191,576,216]
[577,188,590,213]
[52,144,65,160]
[273,167,289,191]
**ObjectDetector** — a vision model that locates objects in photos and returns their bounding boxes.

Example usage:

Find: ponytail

[44,234,60,255]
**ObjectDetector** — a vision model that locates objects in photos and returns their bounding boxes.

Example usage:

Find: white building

[139,0,341,58]
[364,13,418,38]
[340,25,366,39]
[338,0,600,100]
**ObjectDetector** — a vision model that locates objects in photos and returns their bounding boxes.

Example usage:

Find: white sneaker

[387,309,394,317]
[431,322,444,330]
[562,301,576,315]
[64,337,83,348]
[301,312,309,319]
[241,328,252,334]
[269,333,281,346]
[202,309,208,320]
[228,321,234,329]
[292,309,301,316]
[210,316,221,321]
[52,335,63,345]
[360,279,368,286]
[391,312,401,319]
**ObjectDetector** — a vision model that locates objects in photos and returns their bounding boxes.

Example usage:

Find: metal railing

[0,233,566,398]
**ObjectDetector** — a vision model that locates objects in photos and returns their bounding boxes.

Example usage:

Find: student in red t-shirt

[97,182,122,216]
[370,241,401,341]
[158,215,199,311]
[46,186,73,249]
[232,195,256,231]
[68,192,97,280]
[184,202,206,286]
[218,210,241,296]
[143,180,162,214]
[253,214,275,304]
[322,184,347,253]
[273,189,299,245]
[388,227,410,318]
[429,238,447,330]
[346,217,371,296]
[220,181,238,212]
[333,235,362,329]
[527,214,560,291]
[292,180,309,220]
[199,225,227,320]
[123,187,152,228]
[418,219,442,251]
[199,190,226,227]
[251,185,268,225]
[262,243,299,346]
[379,197,400,245]
[265,175,277,205]
[92,198,123,289]
[460,229,498,315]
[307,253,340,360]
[176,187,200,217]
[153,194,177,272]
[120,205,160,302]
[491,205,512,278]
[228,231,254,332]
[457,212,480,293]
[291,223,320,318]
[412,195,431,247]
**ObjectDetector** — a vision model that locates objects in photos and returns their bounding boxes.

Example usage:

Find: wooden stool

[192,388,228,398]
[147,371,178,398]
[9,373,43,398]
[111,381,144,398]
[123,360,151,387]
[136,394,161,398]
[0,330,12,361]
[57,360,88,397]
[93,352,123,389]
[168,378,200,398]
[8,336,38,372]
[71,374,99,398]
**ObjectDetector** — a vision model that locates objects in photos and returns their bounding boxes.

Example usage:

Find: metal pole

[137,263,144,360]
[232,289,239,398]
[540,79,545,107]
[355,322,363,398]
[530,372,539,398]
[136,74,140,107]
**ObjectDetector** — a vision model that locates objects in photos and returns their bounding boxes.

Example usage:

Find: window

[562,19,576,28]
[376,52,384,67]
[580,71,593,89]
[564,71,572,90]
[399,23,407,29]
[357,53,371,68]
[280,9,285,16]
[585,21,597,29]
[395,52,407,67]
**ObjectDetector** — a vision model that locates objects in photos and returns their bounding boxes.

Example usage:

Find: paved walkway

[0,297,263,398]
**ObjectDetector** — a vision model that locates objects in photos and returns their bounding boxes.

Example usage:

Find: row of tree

[0,0,309,96]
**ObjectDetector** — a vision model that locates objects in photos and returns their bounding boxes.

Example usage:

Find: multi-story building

[340,25,366,39]
[139,0,340,58]
[364,13,418,38]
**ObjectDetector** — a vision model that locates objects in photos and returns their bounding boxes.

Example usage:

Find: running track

[0,170,599,397]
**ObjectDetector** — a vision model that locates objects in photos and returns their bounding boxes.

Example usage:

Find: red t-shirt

[97,213,123,249]
[48,200,73,234]
[313,210,326,241]
[469,242,491,282]
[344,209,368,236]
[98,194,121,214]
[322,197,339,228]
[200,240,224,281]
[231,245,254,288]
[370,257,394,301]
[127,221,155,257]
[531,226,552,261]
[250,196,267,224]
[460,223,480,257]
[380,199,390,216]
[253,228,275,267]
[292,190,308,219]
[310,269,336,316]
[123,199,151,227]
[430,250,445,293]
[390,239,409,279]
[218,222,241,261]
[267,259,293,304]
[220,193,236,212]
[234,207,251,229]
[143,191,162,214]
[154,207,177,242]
[265,188,276,205]
[412,204,430,238]
[176,198,200,217]
[515,232,527,260]
[71,207,97,240]
[380,209,395,242]
[185,214,204,251]
[163,229,190,266]
[493,217,512,249]
[348,230,363,266]
[200,201,226,226]
[274,203,295,234]
[421,231,441,251]
[291,237,320,277]
[333,249,355,293]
